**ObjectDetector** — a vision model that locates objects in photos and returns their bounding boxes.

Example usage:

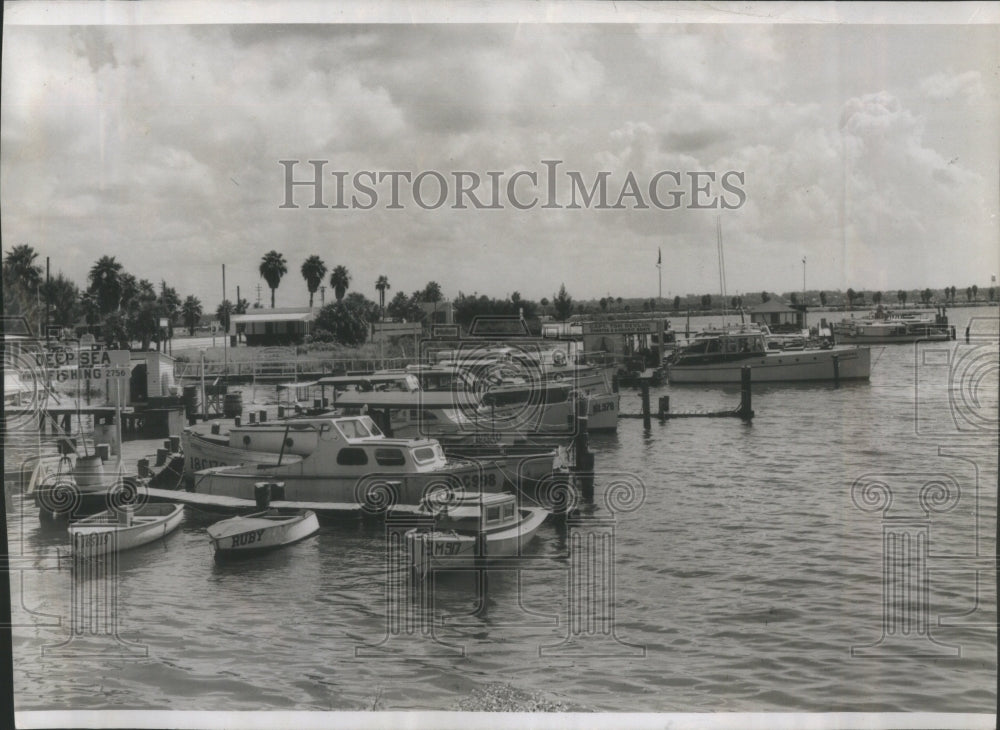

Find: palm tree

[88,255,124,314]
[41,273,80,328]
[819,291,827,307]
[300,255,327,308]
[3,244,42,290]
[846,288,856,309]
[216,300,234,333]
[375,274,390,318]
[422,281,443,304]
[329,265,351,301]
[181,295,203,335]
[872,291,882,306]
[897,290,907,307]
[972,284,979,301]
[259,250,288,308]
[79,291,101,326]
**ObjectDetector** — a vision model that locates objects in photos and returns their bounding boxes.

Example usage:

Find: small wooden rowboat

[207,508,320,561]
[405,492,548,578]
[69,503,184,556]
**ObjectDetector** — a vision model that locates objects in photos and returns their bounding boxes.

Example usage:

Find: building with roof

[231,307,318,346]
[749,300,806,331]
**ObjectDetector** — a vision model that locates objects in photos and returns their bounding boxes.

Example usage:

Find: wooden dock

[141,486,424,517]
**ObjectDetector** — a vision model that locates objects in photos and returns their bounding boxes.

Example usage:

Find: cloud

[919,70,986,102]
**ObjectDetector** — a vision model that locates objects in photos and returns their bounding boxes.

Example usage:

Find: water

[6,306,997,713]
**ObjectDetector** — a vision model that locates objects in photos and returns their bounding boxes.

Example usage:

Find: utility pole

[45,256,50,341]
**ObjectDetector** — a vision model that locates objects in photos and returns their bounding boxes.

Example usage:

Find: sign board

[581,319,662,335]
[35,348,131,383]
[371,322,422,342]
[431,324,460,339]
[159,318,169,328]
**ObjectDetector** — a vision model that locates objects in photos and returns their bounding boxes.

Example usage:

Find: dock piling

[169,435,181,453]
[96,444,110,462]
[155,448,168,467]
[640,380,651,431]
[211,423,220,435]
[738,366,754,421]
[832,355,840,386]
[658,395,670,419]
[574,415,594,502]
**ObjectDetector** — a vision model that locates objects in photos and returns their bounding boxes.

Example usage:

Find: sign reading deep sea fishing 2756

[36,348,131,383]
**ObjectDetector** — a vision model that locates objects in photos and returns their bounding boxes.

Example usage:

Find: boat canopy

[332,391,466,410]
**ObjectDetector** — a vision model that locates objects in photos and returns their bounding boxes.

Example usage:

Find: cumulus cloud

[1,22,997,304]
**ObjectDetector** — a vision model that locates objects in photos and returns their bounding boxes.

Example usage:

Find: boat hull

[182,430,301,475]
[69,503,185,556]
[666,346,870,383]
[835,332,951,345]
[406,506,548,577]
[208,509,320,560]
[192,460,508,506]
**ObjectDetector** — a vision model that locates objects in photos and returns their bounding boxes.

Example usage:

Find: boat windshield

[411,445,440,464]
[336,418,373,439]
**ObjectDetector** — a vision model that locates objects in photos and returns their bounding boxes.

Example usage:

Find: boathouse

[231,308,318,346]
[750,300,805,332]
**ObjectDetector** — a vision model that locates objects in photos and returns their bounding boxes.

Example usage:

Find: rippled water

[7,307,998,713]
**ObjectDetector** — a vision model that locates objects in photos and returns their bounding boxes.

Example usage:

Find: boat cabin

[674,329,767,364]
[425,492,519,532]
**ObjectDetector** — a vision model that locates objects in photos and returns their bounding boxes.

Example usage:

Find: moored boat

[832,305,954,344]
[68,503,184,556]
[191,415,508,507]
[405,491,549,578]
[207,485,319,561]
[665,325,870,383]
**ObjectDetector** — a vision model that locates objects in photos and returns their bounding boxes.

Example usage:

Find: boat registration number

[231,529,265,548]
[433,541,461,556]
[460,473,497,488]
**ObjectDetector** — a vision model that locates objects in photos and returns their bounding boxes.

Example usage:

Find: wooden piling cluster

[620,366,755,423]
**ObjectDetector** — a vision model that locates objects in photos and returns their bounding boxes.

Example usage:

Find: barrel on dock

[223,392,243,418]
[73,455,106,488]
[254,481,272,510]
[182,385,200,420]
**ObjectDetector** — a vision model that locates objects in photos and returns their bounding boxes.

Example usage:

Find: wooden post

[658,395,670,419]
[739,366,754,421]
[640,379,651,431]
[832,354,840,386]
[574,414,594,501]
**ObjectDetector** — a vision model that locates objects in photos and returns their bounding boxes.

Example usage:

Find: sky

[2,3,998,310]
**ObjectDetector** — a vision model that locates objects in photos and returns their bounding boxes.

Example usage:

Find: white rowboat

[207,509,320,561]
[69,503,184,556]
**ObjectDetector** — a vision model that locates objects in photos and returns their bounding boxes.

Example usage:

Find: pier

[619,366,755,426]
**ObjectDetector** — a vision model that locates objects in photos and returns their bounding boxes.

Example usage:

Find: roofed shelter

[749,300,805,332]
[232,308,318,346]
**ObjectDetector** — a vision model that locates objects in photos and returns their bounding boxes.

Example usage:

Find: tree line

[5,243,995,351]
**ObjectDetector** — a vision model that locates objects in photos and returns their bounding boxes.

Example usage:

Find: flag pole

[656,247,662,301]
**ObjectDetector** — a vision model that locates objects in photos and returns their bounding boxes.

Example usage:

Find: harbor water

[6,307,997,713]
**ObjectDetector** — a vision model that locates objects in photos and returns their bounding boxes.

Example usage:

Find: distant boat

[207,507,319,562]
[833,306,954,344]
[665,324,870,383]
[406,491,549,578]
[69,503,184,556]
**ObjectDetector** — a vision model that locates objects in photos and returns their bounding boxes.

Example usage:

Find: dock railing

[173,354,413,382]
